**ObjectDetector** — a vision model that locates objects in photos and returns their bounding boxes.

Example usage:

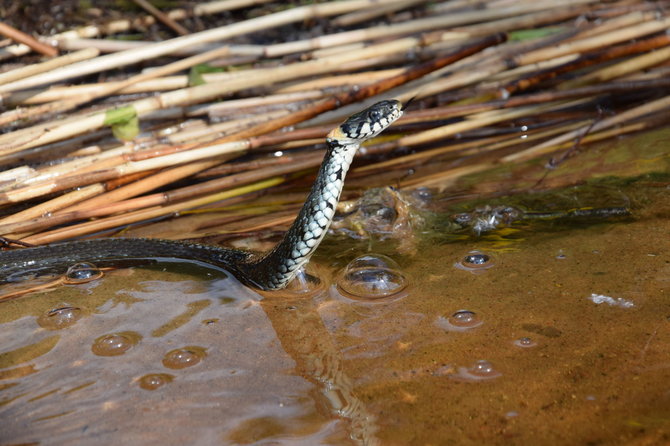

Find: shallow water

[1,135,669,445]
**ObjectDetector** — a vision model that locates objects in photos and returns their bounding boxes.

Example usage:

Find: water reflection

[0,265,380,445]
[0,181,668,445]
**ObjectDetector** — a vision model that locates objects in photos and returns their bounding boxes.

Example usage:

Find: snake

[0,100,403,290]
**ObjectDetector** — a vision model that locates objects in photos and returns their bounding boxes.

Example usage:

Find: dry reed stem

[5,68,400,107]
[56,38,229,55]
[0,48,98,87]
[515,13,670,65]
[445,4,590,38]
[1,34,505,239]
[206,91,326,116]
[274,69,403,93]
[355,120,589,173]
[0,184,107,226]
[62,160,228,214]
[397,100,583,148]
[0,0,376,93]
[504,94,670,162]
[561,46,670,88]
[400,163,494,189]
[19,178,284,245]
[3,2,668,245]
[266,0,594,58]
[62,35,503,214]
[0,141,250,205]
[0,45,233,127]
[503,32,670,95]
[0,153,320,237]
[399,78,670,125]
[0,35,452,155]
[574,10,648,38]
[0,0,276,60]
[332,0,430,27]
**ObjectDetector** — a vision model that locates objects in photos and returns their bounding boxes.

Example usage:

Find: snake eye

[368,108,382,121]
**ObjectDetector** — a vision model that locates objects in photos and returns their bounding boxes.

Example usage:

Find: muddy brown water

[1,132,669,445]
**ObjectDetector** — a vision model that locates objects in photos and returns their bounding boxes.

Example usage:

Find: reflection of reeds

[1,0,669,245]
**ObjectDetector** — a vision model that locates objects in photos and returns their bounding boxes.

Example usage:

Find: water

[1,134,669,444]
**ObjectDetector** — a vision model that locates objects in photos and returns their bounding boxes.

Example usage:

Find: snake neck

[242,138,359,289]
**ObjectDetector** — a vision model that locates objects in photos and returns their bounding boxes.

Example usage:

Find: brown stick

[130,0,190,35]
[5,33,507,216]
[0,22,58,57]
[400,77,670,123]
[208,33,507,148]
[502,32,670,95]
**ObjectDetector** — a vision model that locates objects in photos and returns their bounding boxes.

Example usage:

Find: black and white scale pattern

[0,100,404,291]
[244,100,403,289]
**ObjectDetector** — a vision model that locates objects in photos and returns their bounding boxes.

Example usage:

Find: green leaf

[509,27,565,42]
[104,105,139,141]
[188,63,225,87]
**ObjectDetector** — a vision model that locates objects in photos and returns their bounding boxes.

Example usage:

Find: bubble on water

[162,346,207,369]
[437,310,483,332]
[336,254,408,301]
[451,360,502,382]
[138,373,174,391]
[454,251,496,273]
[91,331,141,357]
[513,337,537,348]
[464,253,490,265]
[412,187,432,202]
[64,262,103,284]
[37,306,82,330]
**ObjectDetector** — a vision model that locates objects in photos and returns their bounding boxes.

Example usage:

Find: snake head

[327,99,403,144]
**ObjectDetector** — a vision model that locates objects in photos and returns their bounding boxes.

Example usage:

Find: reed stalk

[1,1,668,245]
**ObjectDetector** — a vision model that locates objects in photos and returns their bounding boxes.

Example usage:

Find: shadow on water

[0,129,669,445]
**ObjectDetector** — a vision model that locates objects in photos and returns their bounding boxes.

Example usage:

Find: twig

[0,22,58,57]
[0,0,386,93]
[503,94,670,163]
[130,0,190,36]
[0,48,98,87]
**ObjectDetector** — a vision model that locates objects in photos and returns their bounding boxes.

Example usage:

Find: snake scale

[0,100,403,290]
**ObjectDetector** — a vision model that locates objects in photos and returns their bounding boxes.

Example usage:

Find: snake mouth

[326,126,346,140]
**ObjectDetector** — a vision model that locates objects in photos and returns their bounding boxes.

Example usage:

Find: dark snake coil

[0,100,403,290]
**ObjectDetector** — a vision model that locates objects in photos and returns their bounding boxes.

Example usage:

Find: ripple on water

[513,336,538,348]
[162,346,207,369]
[37,306,83,330]
[454,250,496,274]
[450,360,502,382]
[335,254,408,301]
[260,265,326,299]
[91,331,141,356]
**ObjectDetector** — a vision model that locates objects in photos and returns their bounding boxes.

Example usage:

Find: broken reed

[1,0,670,245]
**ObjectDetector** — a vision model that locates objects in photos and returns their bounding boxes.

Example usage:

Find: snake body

[0,100,403,290]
